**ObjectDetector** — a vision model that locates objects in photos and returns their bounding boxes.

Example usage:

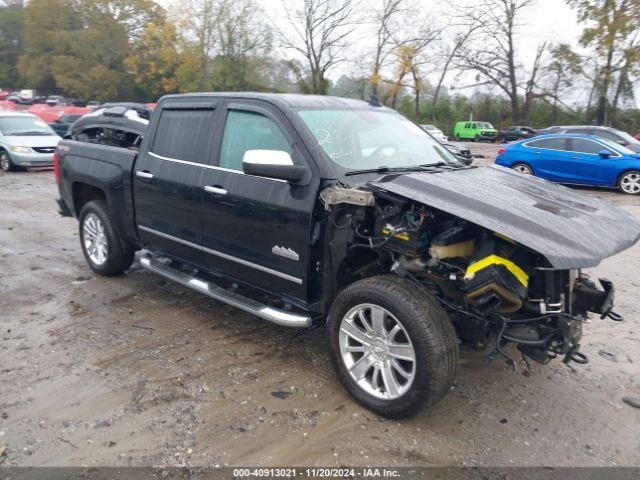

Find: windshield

[0,116,56,135]
[477,122,494,129]
[297,109,460,171]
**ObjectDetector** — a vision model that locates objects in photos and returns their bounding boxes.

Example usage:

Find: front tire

[327,276,458,418]
[0,150,17,172]
[79,200,134,276]
[618,170,640,195]
[512,162,532,175]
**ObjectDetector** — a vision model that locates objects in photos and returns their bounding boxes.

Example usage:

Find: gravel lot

[1,150,639,468]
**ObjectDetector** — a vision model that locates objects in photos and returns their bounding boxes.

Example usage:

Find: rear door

[133,100,220,264]
[199,100,319,303]
[522,137,572,181]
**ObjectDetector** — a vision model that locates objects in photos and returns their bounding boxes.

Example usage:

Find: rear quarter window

[151,108,216,163]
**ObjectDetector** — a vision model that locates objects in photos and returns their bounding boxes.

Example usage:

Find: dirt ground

[1,150,639,468]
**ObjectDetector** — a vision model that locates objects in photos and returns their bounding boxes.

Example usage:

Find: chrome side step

[139,255,312,328]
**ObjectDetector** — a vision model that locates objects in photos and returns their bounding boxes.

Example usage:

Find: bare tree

[542,44,583,123]
[369,0,405,97]
[281,0,360,95]
[386,16,440,116]
[454,0,536,122]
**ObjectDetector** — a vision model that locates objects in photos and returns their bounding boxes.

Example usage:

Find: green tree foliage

[567,0,640,124]
[175,0,273,92]
[125,20,180,99]
[0,1,24,88]
[19,0,165,100]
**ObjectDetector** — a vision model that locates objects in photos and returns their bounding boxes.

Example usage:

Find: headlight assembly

[10,146,31,153]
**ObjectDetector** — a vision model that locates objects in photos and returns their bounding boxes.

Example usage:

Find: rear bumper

[56,196,73,217]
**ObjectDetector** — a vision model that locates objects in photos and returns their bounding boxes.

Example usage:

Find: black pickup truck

[55,93,640,418]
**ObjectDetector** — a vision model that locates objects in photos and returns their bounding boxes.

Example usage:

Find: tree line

[0,0,639,134]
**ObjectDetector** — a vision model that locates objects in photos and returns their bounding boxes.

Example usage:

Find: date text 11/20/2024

[232,468,400,478]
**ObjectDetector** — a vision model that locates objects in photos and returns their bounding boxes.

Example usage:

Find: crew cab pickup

[55,93,640,418]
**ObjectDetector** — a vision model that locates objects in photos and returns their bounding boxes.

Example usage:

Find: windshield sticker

[315,127,335,146]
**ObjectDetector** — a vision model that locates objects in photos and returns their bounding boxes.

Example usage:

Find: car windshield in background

[297,109,459,172]
[0,116,56,135]
[477,122,494,129]
[614,129,640,145]
[599,137,636,155]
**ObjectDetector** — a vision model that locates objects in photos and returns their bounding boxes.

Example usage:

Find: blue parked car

[495,134,640,195]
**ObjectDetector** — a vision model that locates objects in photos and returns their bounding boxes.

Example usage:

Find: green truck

[453,121,498,142]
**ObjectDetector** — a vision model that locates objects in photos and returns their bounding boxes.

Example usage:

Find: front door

[133,101,220,264]
[199,101,319,304]
[567,137,616,186]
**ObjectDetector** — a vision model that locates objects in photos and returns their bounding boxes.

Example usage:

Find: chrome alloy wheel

[513,164,532,175]
[339,304,416,400]
[620,172,640,194]
[82,213,108,265]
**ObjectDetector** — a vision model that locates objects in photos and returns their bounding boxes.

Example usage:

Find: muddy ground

[1,149,639,467]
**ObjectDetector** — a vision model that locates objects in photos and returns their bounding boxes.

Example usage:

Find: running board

[139,255,312,328]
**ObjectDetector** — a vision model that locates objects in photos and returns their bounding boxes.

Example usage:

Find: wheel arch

[72,182,107,217]
[616,168,640,186]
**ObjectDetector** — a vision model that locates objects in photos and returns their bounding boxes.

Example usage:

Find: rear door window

[219,110,291,172]
[151,108,216,163]
[526,137,568,151]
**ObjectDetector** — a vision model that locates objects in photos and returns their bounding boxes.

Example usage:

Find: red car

[0,89,10,101]
[635,132,640,141]
[0,100,17,110]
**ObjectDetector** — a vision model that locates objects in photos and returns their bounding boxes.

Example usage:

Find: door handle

[204,185,227,195]
[136,170,154,179]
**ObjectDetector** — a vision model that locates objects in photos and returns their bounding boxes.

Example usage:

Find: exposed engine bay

[321,184,623,369]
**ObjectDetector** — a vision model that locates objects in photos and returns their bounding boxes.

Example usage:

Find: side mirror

[242,149,306,182]
[598,150,612,158]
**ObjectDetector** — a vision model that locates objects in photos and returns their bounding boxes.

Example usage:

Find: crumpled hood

[370,165,640,269]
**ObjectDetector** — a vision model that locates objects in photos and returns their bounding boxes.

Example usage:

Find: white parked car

[18,89,37,104]
[420,124,448,143]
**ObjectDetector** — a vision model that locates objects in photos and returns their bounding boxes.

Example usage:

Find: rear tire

[618,170,640,195]
[512,163,532,175]
[79,200,134,276]
[327,276,458,418]
[0,150,17,172]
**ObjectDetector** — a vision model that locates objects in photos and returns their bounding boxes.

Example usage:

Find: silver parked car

[0,112,60,172]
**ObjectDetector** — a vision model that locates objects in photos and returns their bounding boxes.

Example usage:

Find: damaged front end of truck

[322,165,640,369]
